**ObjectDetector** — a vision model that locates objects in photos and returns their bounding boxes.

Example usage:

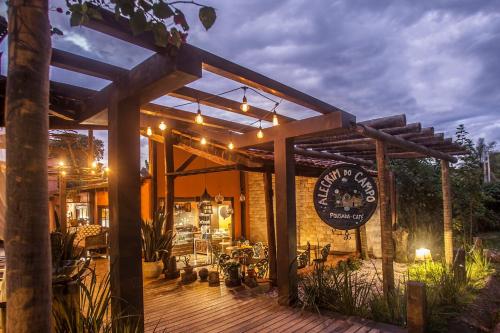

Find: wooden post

[164,130,175,243]
[240,171,247,239]
[150,139,158,216]
[453,248,466,283]
[263,171,277,285]
[274,137,297,305]
[59,175,67,233]
[376,140,395,296]
[356,226,369,260]
[108,94,144,327]
[441,160,453,266]
[88,130,95,224]
[389,171,397,227]
[407,281,427,333]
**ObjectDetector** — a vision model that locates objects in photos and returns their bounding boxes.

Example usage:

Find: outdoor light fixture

[58,161,64,167]
[200,188,213,215]
[200,137,207,145]
[61,170,66,176]
[240,87,249,112]
[146,126,153,136]
[272,110,279,126]
[91,170,96,175]
[415,248,432,261]
[195,103,204,124]
[159,121,167,131]
[91,161,97,168]
[257,120,264,139]
[228,141,234,150]
[105,167,110,173]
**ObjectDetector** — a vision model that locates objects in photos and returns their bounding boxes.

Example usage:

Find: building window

[98,206,109,227]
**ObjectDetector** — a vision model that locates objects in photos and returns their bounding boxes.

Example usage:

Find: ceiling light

[159,121,167,131]
[195,104,204,124]
[257,120,264,139]
[146,127,152,136]
[228,142,234,150]
[201,137,207,145]
[240,87,249,112]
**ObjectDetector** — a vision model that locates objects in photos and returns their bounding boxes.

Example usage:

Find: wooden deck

[142,275,406,333]
[91,259,405,333]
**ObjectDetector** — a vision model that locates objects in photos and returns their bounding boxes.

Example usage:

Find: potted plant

[141,212,175,279]
[224,261,241,287]
[181,256,197,284]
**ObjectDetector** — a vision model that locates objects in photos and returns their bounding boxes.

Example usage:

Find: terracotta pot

[247,269,256,278]
[143,261,162,279]
[199,268,209,281]
[208,271,220,287]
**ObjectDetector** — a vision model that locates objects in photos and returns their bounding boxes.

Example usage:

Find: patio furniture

[252,242,264,259]
[74,224,109,257]
[255,259,269,279]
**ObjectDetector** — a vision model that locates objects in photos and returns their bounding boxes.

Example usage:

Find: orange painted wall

[154,144,244,238]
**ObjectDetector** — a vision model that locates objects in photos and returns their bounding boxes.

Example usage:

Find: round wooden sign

[313,165,378,230]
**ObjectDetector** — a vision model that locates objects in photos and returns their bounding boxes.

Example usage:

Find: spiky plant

[141,212,175,262]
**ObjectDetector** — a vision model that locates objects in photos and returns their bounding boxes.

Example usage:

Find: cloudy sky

[1,0,499,163]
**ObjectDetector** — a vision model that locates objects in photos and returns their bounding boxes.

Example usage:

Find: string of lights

[146,85,284,150]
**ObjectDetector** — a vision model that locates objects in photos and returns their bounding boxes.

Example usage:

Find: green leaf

[152,22,169,47]
[139,0,152,12]
[170,27,182,48]
[199,6,216,31]
[130,9,148,35]
[87,7,103,20]
[70,12,83,26]
[51,27,64,36]
[153,1,173,19]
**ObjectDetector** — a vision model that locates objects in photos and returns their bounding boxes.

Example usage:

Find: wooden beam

[165,164,265,177]
[441,160,453,266]
[170,86,295,123]
[274,137,297,305]
[141,103,255,132]
[79,46,202,122]
[59,175,67,233]
[231,111,355,149]
[175,154,197,173]
[108,93,143,324]
[356,125,457,163]
[294,147,373,166]
[150,139,158,215]
[376,140,395,297]
[264,171,277,286]
[51,48,127,81]
[199,48,345,115]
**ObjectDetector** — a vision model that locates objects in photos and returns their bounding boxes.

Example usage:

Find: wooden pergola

[0,9,464,324]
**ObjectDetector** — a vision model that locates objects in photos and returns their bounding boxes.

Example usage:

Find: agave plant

[141,212,175,262]
[51,231,89,284]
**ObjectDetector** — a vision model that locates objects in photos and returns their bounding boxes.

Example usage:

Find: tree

[49,130,105,168]
[5,1,216,331]
[6,1,52,332]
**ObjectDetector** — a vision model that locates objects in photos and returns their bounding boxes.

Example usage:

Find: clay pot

[181,270,197,284]
[198,268,209,282]
[247,269,256,279]
[143,261,162,279]
[208,271,220,286]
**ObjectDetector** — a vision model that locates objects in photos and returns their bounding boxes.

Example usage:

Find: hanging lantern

[215,192,224,204]
[200,188,213,215]
[239,192,246,202]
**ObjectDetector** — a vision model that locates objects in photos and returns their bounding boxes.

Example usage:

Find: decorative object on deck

[163,255,180,280]
[198,267,209,282]
[224,261,242,287]
[313,243,331,267]
[243,264,258,288]
[313,164,378,230]
[415,248,432,262]
[208,271,220,286]
[181,256,197,284]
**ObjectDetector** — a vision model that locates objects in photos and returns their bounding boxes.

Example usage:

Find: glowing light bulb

[91,170,96,175]
[105,167,110,173]
[273,112,279,126]
[61,170,66,176]
[195,110,204,124]
[146,127,152,136]
[200,137,207,145]
[228,142,234,150]
[91,161,97,168]
[159,121,167,131]
[257,121,264,139]
[240,95,249,112]
[58,161,64,167]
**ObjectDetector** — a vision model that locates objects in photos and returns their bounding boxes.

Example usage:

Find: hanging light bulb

[273,110,279,126]
[61,170,67,177]
[257,120,264,139]
[195,103,204,124]
[240,87,249,112]
[91,160,97,168]
[91,170,96,175]
[159,121,167,131]
[200,137,207,145]
[58,161,64,167]
[228,141,234,150]
[104,167,110,173]
[146,126,152,136]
